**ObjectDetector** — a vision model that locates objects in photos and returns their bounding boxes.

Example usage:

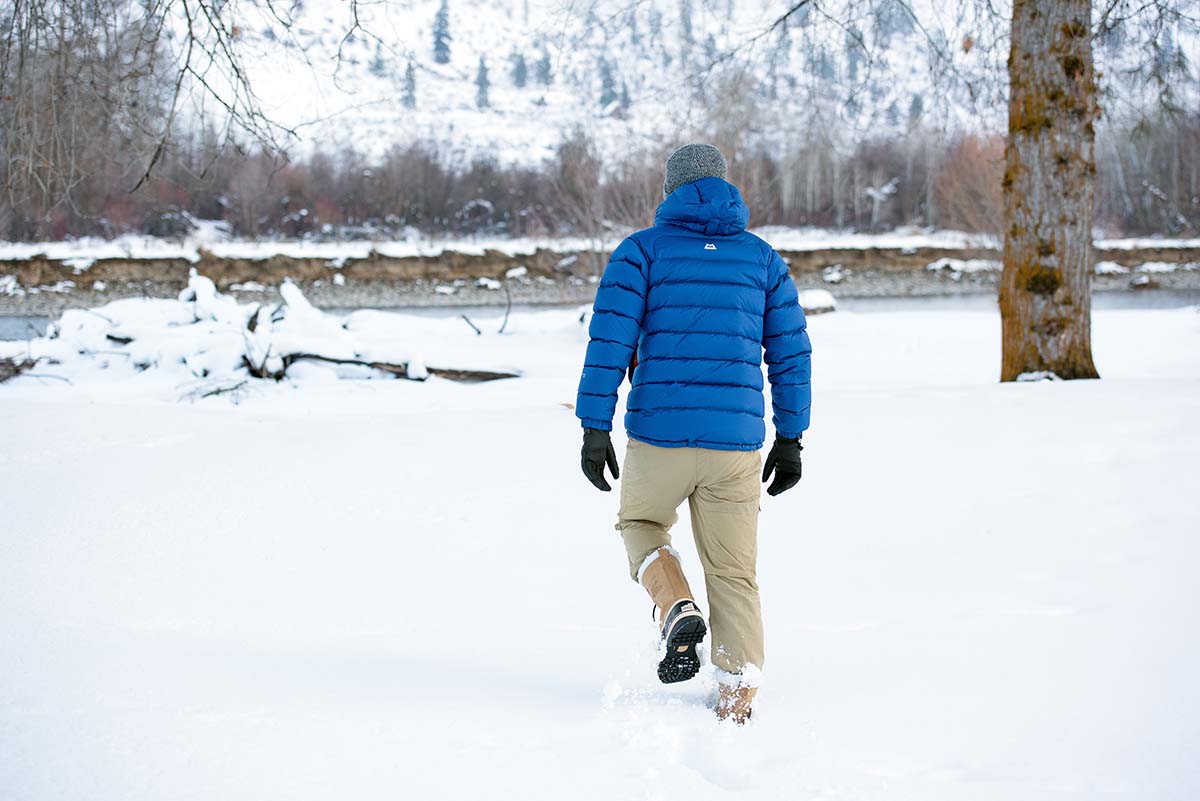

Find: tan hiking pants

[616,437,763,676]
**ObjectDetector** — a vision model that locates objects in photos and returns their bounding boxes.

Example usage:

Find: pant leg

[687,448,763,675]
[616,438,697,581]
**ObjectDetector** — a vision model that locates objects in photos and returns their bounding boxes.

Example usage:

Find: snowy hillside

[224,0,991,165]
[217,0,1197,168]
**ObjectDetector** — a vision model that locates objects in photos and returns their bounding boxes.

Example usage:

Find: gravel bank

[4,265,1200,318]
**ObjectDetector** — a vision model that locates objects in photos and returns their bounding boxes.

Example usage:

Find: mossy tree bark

[1000,0,1101,381]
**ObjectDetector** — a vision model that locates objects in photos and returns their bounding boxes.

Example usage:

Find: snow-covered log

[11,270,518,391]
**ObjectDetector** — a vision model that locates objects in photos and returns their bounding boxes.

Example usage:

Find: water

[0,316,49,341]
[3,290,1197,341]
[836,289,1200,313]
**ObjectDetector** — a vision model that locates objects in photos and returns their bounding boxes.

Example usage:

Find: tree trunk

[999,0,1100,381]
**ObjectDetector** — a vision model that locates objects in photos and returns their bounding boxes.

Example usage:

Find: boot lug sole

[657,613,706,684]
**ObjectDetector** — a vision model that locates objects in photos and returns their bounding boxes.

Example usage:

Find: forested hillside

[2,0,1197,239]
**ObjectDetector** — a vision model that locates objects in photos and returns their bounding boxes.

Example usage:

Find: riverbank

[3,258,1199,319]
[4,231,1199,317]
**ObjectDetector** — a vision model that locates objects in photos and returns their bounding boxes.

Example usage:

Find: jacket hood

[654,177,750,236]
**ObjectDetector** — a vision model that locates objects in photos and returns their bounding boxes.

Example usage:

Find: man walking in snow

[575,144,811,724]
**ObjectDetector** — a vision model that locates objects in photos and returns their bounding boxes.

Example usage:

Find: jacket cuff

[775,428,803,441]
[581,418,612,432]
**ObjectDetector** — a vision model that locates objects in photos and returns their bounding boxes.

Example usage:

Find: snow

[1095,237,1200,250]
[3,300,1200,800]
[926,257,1002,273]
[1096,261,1199,275]
[212,0,976,167]
[7,229,1200,269]
[821,264,846,283]
[797,289,837,314]
[754,226,997,251]
[1015,371,1061,382]
[1138,261,1198,273]
[0,231,625,264]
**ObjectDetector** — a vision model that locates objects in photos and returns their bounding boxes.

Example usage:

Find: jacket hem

[628,431,762,452]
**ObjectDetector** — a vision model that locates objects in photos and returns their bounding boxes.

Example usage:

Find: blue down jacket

[575,177,812,451]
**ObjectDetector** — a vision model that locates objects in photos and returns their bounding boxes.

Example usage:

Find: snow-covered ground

[2,301,1199,800]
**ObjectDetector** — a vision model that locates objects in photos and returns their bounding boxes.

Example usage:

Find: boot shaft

[638,547,695,621]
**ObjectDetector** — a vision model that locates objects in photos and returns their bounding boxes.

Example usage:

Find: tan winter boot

[716,683,757,725]
[638,547,707,684]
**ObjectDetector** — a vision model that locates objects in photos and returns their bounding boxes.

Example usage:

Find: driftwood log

[239,350,518,383]
[238,302,519,383]
[281,353,518,383]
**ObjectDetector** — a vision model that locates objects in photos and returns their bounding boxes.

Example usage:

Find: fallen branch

[22,372,73,385]
[426,366,520,383]
[200,380,248,398]
[284,352,417,378]
[241,353,287,381]
[460,314,482,336]
[0,356,41,383]
[282,353,517,383]
[499,277,513,334]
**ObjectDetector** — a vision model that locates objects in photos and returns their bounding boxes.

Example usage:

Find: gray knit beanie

[663,143,728,197]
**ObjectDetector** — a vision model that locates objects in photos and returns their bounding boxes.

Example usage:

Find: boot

[639,547,707,684]
[716,683,757,725]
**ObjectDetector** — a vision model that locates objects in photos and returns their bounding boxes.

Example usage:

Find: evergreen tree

[704,33,717,64]
[475,56,490,108]
[369,42,387,77]
[649,9,663,38]
[433,0,451,65]
[599,59,618,110]
[874,0,914,45]
[619,80,631,114]
[907,93,924,128]
[679,0,693,46]
[1099,18,1126,55]
[1154,26,1180,75]
[511,51,528,88]
[535,48,552,85]
[846,27,863,83]
[402,60,417,109]
[811,49,835,82]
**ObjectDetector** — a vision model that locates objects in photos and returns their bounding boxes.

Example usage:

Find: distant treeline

[3,118,1198,242]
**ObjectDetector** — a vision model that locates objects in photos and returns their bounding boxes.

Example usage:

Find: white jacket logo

[704,243,716,250]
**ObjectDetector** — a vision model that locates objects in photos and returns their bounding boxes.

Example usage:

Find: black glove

[581,428,620,492]
[762,434,803,497]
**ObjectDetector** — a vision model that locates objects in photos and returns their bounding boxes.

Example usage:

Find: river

[2,290,1198,341]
